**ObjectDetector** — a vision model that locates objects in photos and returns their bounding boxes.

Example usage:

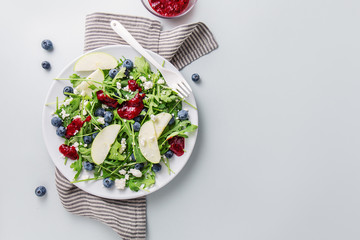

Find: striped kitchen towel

[56,12,218,240]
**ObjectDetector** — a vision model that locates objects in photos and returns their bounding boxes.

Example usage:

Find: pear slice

[138,121,161,163]
[75,69,104,96]
[74,52,118,72]
[91,124,121,165]
[153,112,172,138]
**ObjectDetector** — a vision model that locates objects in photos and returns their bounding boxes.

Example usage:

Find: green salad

[50,52,197,192]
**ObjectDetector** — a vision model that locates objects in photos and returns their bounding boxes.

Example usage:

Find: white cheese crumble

[73,115,81,120]
[150,114,157,122]
[115,179,126,190]
[60,109,70,119]
[63,97,73,106]
[119,169,127,175]
[129,169,142,178]
[139,76,147,82]
[119,138,127,154]
[84,144,88,147]
[129,76,134,80]
[102,104,109,109]
[143,81,153,90]
[116,82,122,89]
[72,142,79,151]
[157,78,165,84]
[125,174,130,180]
[123,85,130,92]
[97,117,105,124]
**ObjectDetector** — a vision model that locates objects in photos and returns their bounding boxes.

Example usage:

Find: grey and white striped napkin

[56,12,218,240]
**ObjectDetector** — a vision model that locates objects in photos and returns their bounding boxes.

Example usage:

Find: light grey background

[1,0,360,239]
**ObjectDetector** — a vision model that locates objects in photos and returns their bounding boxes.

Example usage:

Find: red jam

[128,80,142,92]
[96,90,119,108]
[168,136,185,156]
[148,0,189,17]
[65,116,91,139]
[59,144,79,160]
[117,93,145,120]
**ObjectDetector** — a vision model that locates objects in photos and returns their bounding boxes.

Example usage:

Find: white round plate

[42,45,198,200]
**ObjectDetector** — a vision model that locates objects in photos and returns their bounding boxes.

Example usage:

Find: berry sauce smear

[117,93,145,120]
[168,136,185,156]
[148,0,189,17]
[65,116,91,139]
[59,144,79,160]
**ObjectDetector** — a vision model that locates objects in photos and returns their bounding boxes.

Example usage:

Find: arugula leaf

[69,74,82,88]
[70,156,83,180]
[128,172,155,192]
[134,56,151,75]
[108,140,126,161]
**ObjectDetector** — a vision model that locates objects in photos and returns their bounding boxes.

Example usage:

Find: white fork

[110,20,192,99]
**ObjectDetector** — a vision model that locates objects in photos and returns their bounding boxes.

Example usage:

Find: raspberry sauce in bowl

[142,0,197,18]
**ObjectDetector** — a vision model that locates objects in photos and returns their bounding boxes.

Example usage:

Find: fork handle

[110,20,163,70]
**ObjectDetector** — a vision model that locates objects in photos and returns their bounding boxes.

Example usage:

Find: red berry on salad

[168,136,185,156]
[128,79,142,92]
[96,90,119,108]
[59,144,79,160]
[117,93,145,120]
[65,116,91,139]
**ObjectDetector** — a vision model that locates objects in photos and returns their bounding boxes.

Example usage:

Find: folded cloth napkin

[55,12,218,240]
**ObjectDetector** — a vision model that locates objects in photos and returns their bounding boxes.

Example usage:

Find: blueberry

[83,135,92,144]
[35,186,46,197]
[56,126,66,137]
[63,86,73,97]
[83,161,94,171]
[104,111,114,123]
[92,132,99,139]
[134,163,144,170]
[130,153,136,161]
[134,115,144,123]
[122,59,134,70]
[109,69,118,79]
[51,116,62,127]
[191,73,200,82]
[41,61,51,70]
[165,150,174,158]
[178,110,188,120]
[94,108,105,117]
[103,178,114,188]
[152,164,162,172]
[41,39,53,50]
[168,116,175,125]
[133,122,141,132]
[101,122,110,128]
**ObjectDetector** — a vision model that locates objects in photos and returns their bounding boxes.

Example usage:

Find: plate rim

[42,45,198,199]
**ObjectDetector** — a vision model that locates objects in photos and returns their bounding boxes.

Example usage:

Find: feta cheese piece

[72,142,79,151]
[123,85,130,92]
[119,169,127,175]
[97,117,105,124]
[157,78,165,84]
[60,109,70,119]
[115,179,126,190]
[63,97,73,106]
[116,82,122,89]
[143,81,153,90]
[139,76,147,82]
[125,174,130,180]
[129,75,134,80]
[119,138,127,154]
[129,169,142,178]
[102,104,109,109]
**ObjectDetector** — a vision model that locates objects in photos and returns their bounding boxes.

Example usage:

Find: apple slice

[75,69,104,96]
[153,112,172,138]
[74,52,118,72]
[91,124,121,165]
[138,121,161,163]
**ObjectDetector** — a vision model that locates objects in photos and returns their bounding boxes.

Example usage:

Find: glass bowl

[141,0,197,19]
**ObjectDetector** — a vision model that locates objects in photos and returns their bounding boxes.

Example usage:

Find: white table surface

[2,0,360,239]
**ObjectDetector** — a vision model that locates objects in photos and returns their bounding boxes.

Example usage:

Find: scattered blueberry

[133,122,141,132]
[134,115,144,123]
[83,135,92,144]
[122,59,134,70]
[103,178,114,188]
[130,153,136,161]
[134,163,144,170]
[168,116,175,125]
[178,110,188,120]
[41,39,53,50]
[152,164,162,172]
[51,116,62,127]
[104,111,114,123]
[92,132,99,139]
[191,73,200,82]
[165,150,174,158]
[109,69,118,79]
[41,61,51,70]
[35,186,47,197]
[56,126,66,137]
[83,161,94,171]
[94,108,105,117]
[63,86,73,97]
